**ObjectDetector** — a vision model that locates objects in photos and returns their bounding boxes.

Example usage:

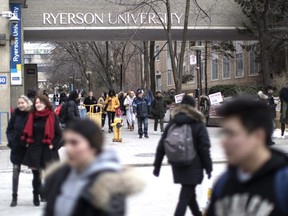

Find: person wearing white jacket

[124,91,136,131]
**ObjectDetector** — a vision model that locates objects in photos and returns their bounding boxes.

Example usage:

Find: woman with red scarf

[22,95,62,207]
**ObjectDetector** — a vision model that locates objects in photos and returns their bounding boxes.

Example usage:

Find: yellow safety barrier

[81,104,103,127]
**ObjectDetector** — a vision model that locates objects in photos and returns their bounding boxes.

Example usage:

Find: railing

[0,112,9,145]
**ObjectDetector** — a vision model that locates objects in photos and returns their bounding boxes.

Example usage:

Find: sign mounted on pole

[10,3,22,86]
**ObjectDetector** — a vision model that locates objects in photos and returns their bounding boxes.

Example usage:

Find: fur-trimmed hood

[172,104,205,123]
[258,91,269,100]
[45,158,146,211]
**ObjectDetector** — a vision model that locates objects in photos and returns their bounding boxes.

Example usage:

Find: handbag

[116,107,121,117]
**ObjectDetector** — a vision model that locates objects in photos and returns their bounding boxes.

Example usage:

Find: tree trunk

[150,41,156,93]
[143,41,150,92]
[204,41,209,95]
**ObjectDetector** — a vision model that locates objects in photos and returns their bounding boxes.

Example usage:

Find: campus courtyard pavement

[0,119,287,216]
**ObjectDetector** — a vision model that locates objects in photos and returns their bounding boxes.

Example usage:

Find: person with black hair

[153,95,212,216]
[280,87,288,139]
[105,90,120,133]
[44,119,145,216]
[27,89,37,102]
[59,92,68,105]
[133,89,150,139]
[151,91,166,134]
[59,90,80,126]
[207,97,288,216]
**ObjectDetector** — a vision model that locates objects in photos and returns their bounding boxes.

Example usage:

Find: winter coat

[118,96,126,112]
[207,150,288,216]
[153,104,213,185]
[6,108,29,165]
[124,96,135,112]
[133,97,149,118]
[280,100,288,124]
[65,100,80,124]
[22,114,62,169]
[59,95,68,105]
[105,96,120,113]
[84,96,97,112]
[44,152,145,216]
[258,91,277,118]
[151,97,166,119]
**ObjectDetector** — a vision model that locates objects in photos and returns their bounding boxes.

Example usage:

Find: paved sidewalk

[1,118,288,171]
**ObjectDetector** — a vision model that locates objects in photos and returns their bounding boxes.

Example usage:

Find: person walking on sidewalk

[21,95,62,207]
[124,91,136,131]
[44,119,145,216]
[97,95,107,131]
[133,89,150,139]
[280,87,288,139]
[199,95,211,125]
[207,98,288,216]
[105,90,120,133]
[84,91,97,113]
[151,91,166,134]
[6,95,33,207]
[153,95,212,216]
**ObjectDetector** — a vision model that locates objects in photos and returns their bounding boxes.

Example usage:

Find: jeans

[107,112,116,130]
[174,185,202,216]
[137,117,148,136]
[12,164,21,195]
[154,118,164,132]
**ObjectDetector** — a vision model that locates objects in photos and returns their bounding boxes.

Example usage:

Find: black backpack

[58,102,68,124]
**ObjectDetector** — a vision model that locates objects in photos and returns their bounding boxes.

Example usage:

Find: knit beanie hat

[65,119,104,154]
[19,95,33,111]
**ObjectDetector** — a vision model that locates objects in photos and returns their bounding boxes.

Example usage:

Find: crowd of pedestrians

[5,85,288,216]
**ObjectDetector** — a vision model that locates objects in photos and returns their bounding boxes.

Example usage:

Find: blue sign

[10,3,22,85]
[0,76,7,84]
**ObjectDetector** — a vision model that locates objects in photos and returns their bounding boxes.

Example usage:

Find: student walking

[207,97,288,216]
[105,90,120,133]
[44,119,145,216]
[84,91,97,113]
[124,91,136,131]
[153,95,212,216]
[280,87,288,139]
[21,95,62,206]
[97,96,106,131]
[151,91,166,134]
[6,96,33,207]
[133,89,150,139]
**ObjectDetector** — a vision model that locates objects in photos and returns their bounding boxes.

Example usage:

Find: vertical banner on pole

[10,3,22,86]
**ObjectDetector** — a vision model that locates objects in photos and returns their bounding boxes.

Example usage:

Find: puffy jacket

[105,96,120,112]
[133,97,149,118]
[151,97,166,119]
[154,104,213,185]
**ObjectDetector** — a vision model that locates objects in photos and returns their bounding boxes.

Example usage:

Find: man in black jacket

[153,95,212,216]
[207,98,288,216]
[84,91,97,113]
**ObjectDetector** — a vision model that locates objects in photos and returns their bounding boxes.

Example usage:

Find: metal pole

[120,64,123,91]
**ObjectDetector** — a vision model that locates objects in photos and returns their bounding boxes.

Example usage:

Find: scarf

[21,109,55,145]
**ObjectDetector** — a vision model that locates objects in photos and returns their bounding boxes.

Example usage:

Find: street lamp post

[191,44,205,108]
[86,71,92,92]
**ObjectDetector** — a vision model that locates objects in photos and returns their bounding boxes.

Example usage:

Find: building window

[223,56,230,79]
[156,45,160,61]
[189,65,195,83]
[236,53,244,77]
[212,58,218,80]
[249,51,259,76]
[156,74,162,91]
[167,69,172,86]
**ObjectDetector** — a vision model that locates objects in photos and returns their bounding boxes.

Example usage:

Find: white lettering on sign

[42,12,184,25]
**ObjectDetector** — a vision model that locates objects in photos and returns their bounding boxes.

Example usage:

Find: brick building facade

[154,41,263,94]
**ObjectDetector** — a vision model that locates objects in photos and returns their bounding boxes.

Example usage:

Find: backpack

[213,167,288,215]
[164,124,196,165]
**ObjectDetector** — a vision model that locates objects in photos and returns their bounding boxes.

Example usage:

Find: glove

[153,168,160,177]
[207,172,212,179]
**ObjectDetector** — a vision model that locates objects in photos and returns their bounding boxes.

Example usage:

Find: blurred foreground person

[153,95,212,216]
[280,87,288,139]
[21,95,62,206]
[207,98,288,216]
[44,119,145,216]
[6,96,32,207]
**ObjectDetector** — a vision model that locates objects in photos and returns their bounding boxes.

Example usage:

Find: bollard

[111,117,123,142]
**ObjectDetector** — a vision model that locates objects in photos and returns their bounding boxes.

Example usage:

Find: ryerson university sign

[43,12,184,26]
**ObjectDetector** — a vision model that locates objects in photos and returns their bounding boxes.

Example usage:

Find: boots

[10,193,17,207]
[33,191,40,206]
